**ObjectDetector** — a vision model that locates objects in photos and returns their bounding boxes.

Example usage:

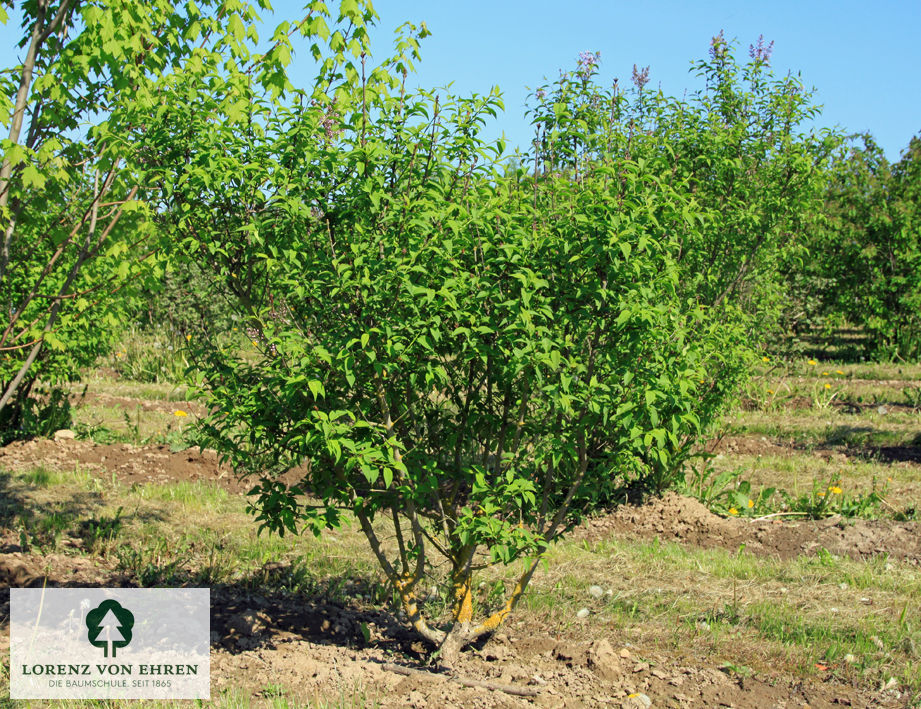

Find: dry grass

[4,353,921,703]
[6,457,920,697]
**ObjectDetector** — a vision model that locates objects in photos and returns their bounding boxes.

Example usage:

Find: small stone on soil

[626,692,652,708]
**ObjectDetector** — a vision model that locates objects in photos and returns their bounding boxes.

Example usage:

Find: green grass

[67,377,193,403]
[0,687,376,709]
[4,351,920,702]
[131,480,230,507]
[3,455,920,698]
[706,353,921,523]
[704,452,921,510]
[726,408,921,448]
[519,536,921,693]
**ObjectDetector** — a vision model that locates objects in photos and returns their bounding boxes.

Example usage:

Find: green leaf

[20,165,46,189]
[308,380,324,400]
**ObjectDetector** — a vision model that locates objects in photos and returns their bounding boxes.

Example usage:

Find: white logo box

[10,588,209,699]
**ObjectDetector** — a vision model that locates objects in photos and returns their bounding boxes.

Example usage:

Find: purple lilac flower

[709,30,727,60]
[311,96,341,140]
[577,50,600,79]
[748,34,774,64]
[631,64,650,91]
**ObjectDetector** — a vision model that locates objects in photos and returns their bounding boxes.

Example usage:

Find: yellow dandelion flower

[186,334,192,341]
[251,340,259,346]
[747,499,754,508]
[822,371,829,376]
[762,356,770,362]
[728,508,739,516]
[808,359,818,366]
[767,388,774,394]
[836,370,845,375]
[824,383,831,389]
[817,491,825,497]
[173,410,188,417]
[829,486,842,494]
[233,327,238,331]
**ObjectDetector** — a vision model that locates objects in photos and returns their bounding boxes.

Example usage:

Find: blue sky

[323,0,921,162]
[2,1,919,161]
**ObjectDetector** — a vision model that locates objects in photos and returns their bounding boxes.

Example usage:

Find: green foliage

[681,462,775,517]
[107,326,191,384]
[1,0,313,431]
[126,257,242,343]
[146,28,825,657]
[528,35,836,341]
[0,382,72,443]
[779,478,889,520]
[808,133,921,358]
[684,464,891,521]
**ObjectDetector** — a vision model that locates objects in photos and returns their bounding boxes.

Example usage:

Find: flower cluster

[535,87,546,101]
[631,64,650,91]
[311,96,341,141]
[577,51,600,80]
[709,30,727,60]
[748,34,774,64]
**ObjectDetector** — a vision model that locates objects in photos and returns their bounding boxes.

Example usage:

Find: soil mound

[0,437,247,492]
[578,491,921,564]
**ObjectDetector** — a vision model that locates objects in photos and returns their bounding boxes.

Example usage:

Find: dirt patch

[74,389,206,416]
[577,492,921,564]
[0,437,250,493]
[711,433,921,468]
[707,434,793,457]
[0,552,904,708]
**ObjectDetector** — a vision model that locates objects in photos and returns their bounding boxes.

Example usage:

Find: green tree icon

[86,600,134,658]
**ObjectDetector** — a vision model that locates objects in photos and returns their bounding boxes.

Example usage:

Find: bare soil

[0,551,905,708]
[575,492,921,564]
[712,433,921,467]
[0,437,249,493]
[1,436,915,707]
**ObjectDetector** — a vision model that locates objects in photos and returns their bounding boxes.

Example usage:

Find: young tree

[528,34,837,337]
[812,133,921,358]
[0,0,347,435]
[146,29,747,664]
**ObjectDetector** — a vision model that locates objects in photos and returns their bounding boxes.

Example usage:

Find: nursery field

[4,1,921,706]
[1,349,919,708]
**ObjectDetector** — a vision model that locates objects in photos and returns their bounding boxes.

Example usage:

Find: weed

[78,507,124,549]
[903,386,921,411]
[811,379,840,409]
[21,467,53,487]
[115,539,193,586]
[779,477,889,520]
[109,327,191,385]
[681,462,776,517]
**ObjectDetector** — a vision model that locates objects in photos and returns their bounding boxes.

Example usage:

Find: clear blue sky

[2,1,919,161]
[321,0,921,162]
